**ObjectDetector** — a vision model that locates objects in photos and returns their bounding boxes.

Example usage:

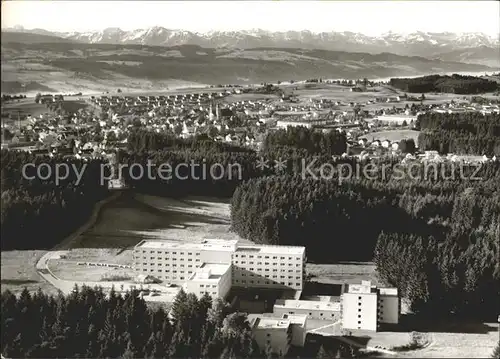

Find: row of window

[234,254,301,261]
[139,257,201,262]
[140,250,201,255]
[288,311,336,317]
[234,279,301,287]
[139,269,192,276]
[233,261,301,267]
[199,284,217,288]
[233,268,301,273]
[139,263,198,268]
[237,274,301,280]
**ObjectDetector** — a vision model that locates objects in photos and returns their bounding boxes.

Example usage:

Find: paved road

[34,192,180,303]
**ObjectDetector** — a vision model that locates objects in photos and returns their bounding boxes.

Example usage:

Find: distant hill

[389,74,499,94]
[1,39,496,93]
[1,31,78,44]
[4,27,499,65]
[432,46,500,68]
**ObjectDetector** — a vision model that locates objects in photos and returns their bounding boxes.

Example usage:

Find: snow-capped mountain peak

[4,26,499,58]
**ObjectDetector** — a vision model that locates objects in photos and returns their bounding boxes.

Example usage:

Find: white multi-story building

[281,314,307,347]
[182,263,232,299]
[377,287,400,325]
[133,239,238,285]
[248,313,307,355]
[133,239,306,297]
[231,244,306,291]
[273,299,340,320]
[340,280,399,331]
[249,316,293,356]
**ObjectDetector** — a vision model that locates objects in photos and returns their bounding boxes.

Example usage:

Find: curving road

[35,192,180,302]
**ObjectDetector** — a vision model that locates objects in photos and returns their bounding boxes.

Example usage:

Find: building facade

[133,239,238,285]
[340,280,400,331]
[273,299,340,321]
[231,245,306,291]
[133,239,306,297]
[250,317,293,356]
[249,313,307,355]
[182,263,232,299]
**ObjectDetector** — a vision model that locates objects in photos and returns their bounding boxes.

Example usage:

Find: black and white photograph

[1,1,499,358]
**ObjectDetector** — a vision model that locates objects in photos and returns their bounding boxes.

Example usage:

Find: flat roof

[282,314,307,326]
[236,244,305,255]
[379,287,398,296]
[274,299,340,312]
[346,284,377,294]
[135,239,239,251]
[187,263,231,282]
[135,239,305,255]
[253,317,290,330]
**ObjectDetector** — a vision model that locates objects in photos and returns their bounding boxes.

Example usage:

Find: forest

[1,287,357,359]
[230,164,500,317]
[416,112,500,155]
[263,127,347,155]
[0,150,109,250]
[2,116,499,324]
[389,74,499,94]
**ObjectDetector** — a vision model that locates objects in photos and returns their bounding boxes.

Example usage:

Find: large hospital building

[341,280,400,331]
[133,239,306,298]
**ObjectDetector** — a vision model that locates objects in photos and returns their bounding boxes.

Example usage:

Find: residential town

[2,77,500,359]
[2,80,499,165]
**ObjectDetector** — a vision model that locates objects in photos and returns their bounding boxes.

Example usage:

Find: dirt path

[35,192,123,292]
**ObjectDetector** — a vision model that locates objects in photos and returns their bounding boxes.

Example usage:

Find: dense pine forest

[229,167,500,317]
[0,287,357,358]
[0,150,109,250]
[263,127,347,155]
[389,74,499,94]
[416,113,500,155]
[1,286,256,358]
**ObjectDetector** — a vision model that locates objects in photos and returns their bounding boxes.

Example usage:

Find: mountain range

[1,27,498,94]
[4,26,500,66]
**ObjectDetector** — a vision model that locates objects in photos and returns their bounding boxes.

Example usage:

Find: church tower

[209,101,215,121]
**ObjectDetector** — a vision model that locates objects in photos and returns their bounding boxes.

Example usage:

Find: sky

[2,0,499,36]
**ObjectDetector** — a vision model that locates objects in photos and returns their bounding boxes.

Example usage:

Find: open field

[2,38,494,93]
[47,192,251,283]
[223,93,279,103]
[306,262,378,285]
[350,322,500,358]
[361,130,420,143]
[3,193,498,359]
[279,83,484,112]
[0,250,59,295]
[59,99,89,113]
[3,192,377,296]
[1,98,51,123]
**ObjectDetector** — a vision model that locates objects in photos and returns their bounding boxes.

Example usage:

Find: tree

[35,93,41,104]
[208,298,229,328]
[122,340,136,359]
[222,312,250,338]
[399,138,416,153]
[491,340,500,358]
[317,345,331,359]
[170,288,188,322]
[207,125,219,138]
